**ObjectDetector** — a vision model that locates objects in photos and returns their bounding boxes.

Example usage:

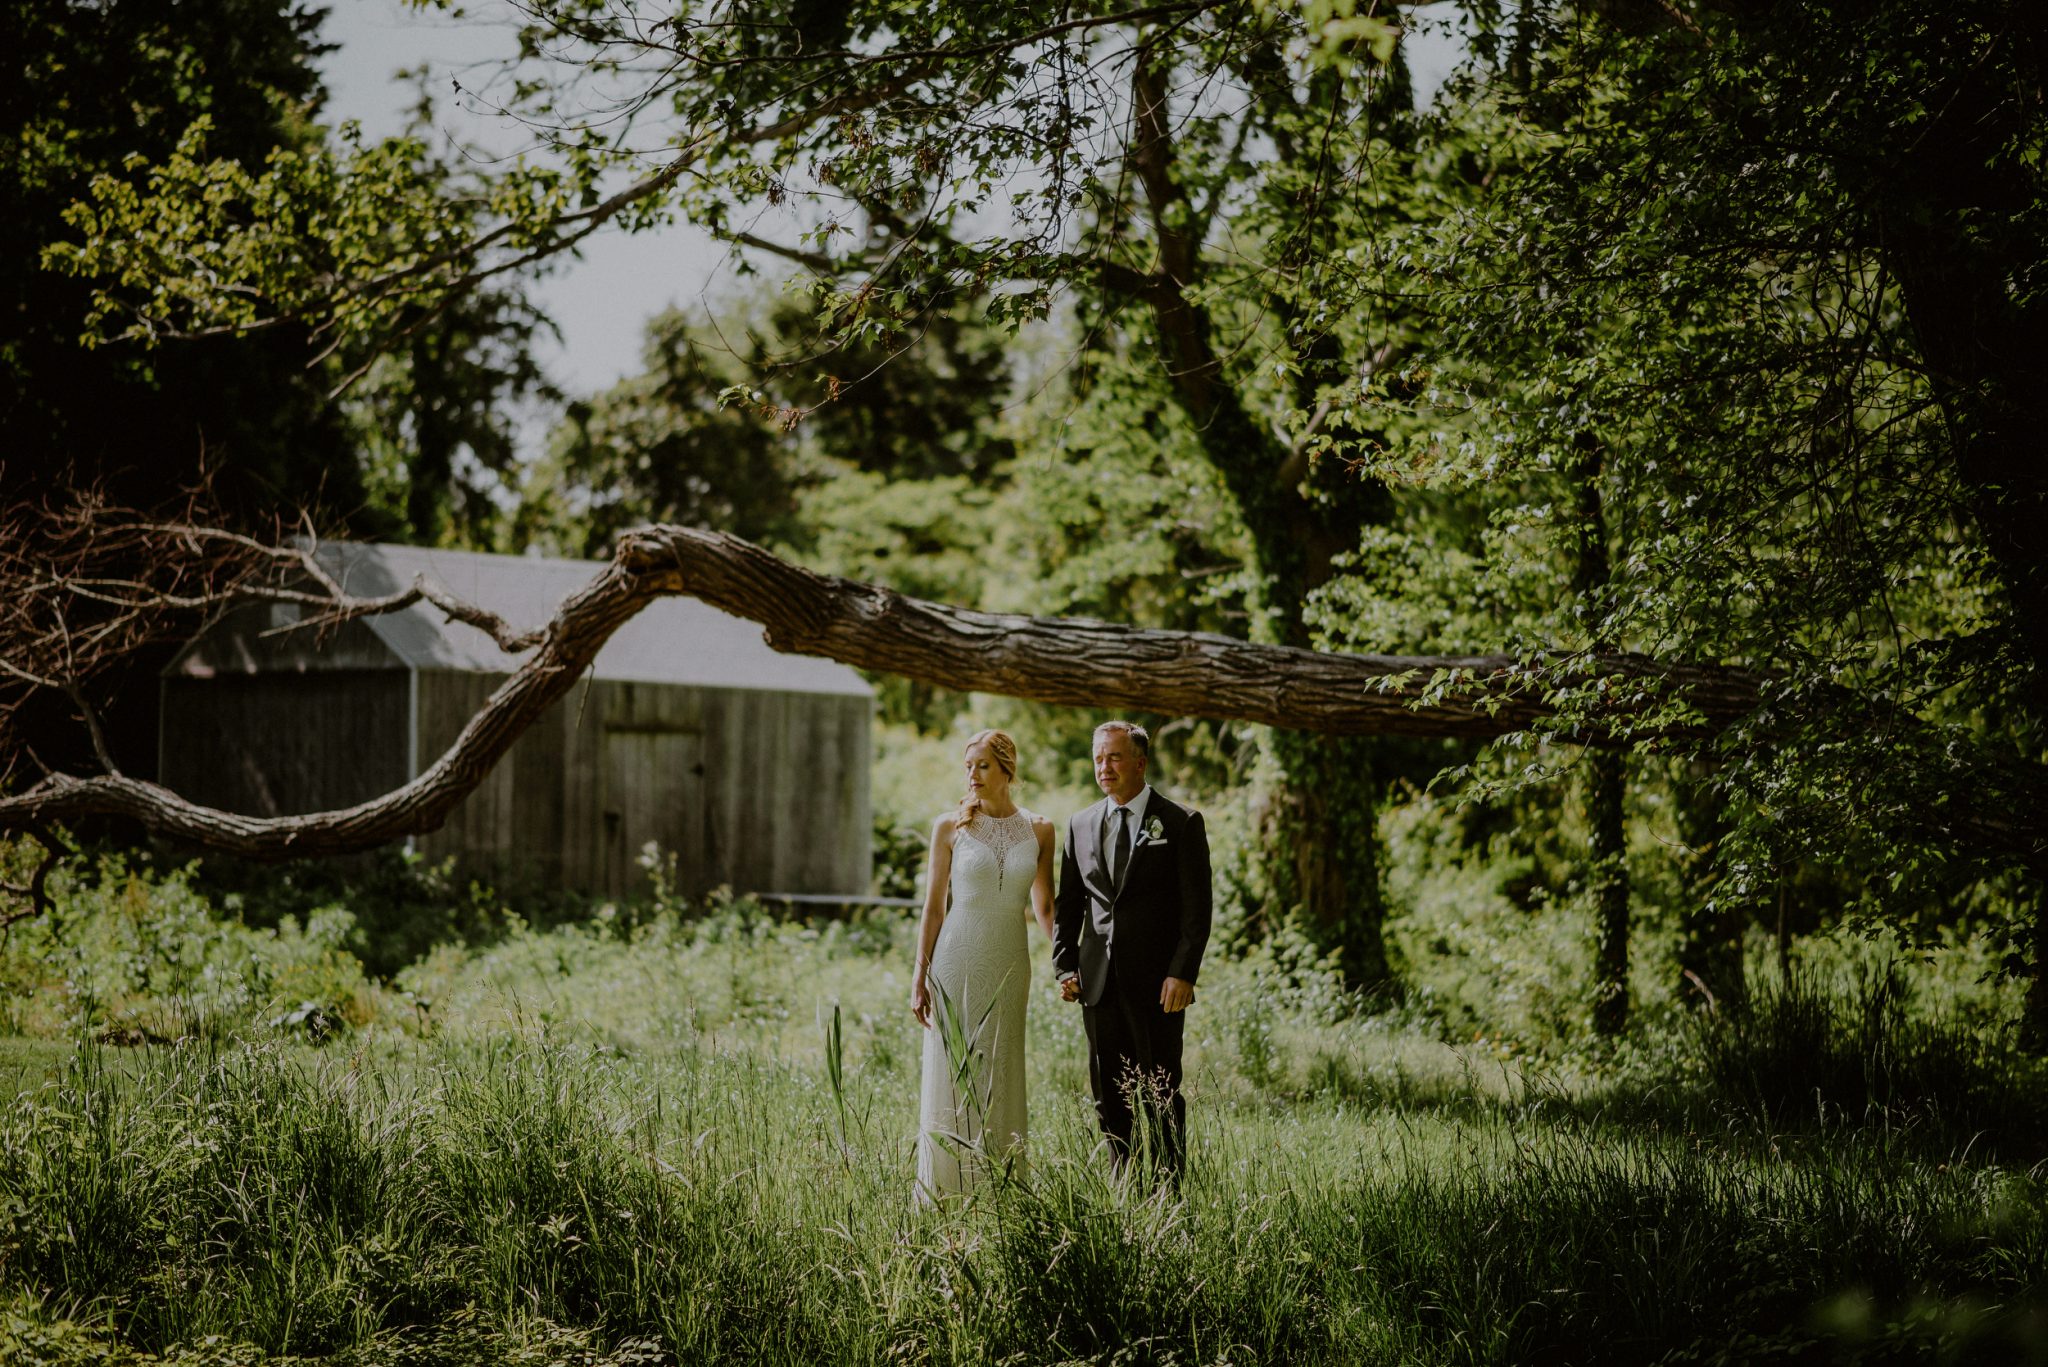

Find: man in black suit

[1053,720,1212,1179]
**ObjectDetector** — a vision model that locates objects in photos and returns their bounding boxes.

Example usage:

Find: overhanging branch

[616,527,1763,739]
[2,525,2036,871]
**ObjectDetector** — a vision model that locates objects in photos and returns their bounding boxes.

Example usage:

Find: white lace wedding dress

[915,808,1035,1203]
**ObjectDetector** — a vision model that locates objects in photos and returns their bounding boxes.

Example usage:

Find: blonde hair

[954,729,1018,829]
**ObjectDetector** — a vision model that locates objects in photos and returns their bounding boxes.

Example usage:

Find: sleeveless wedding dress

[915,807,1035,1203]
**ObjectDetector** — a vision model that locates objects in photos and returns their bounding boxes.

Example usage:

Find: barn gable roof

[170,541,872,697]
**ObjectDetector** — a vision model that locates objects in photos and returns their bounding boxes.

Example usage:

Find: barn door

[600,728,706,898]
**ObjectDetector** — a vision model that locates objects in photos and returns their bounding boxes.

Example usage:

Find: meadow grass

[3,898,2046,1364]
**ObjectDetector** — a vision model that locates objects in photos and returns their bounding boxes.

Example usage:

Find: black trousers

[1081,957,1186,1177]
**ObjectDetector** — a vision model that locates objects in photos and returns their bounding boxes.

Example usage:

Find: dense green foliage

[3,0,349,517]
[1355,0,2048,913]
[3,0,561,782]
[7,0,553,542]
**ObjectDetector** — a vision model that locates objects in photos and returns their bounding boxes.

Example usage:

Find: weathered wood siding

[160,671,410,817]
[414,671,870,897]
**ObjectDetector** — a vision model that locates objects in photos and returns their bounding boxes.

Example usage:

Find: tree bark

[1123,37,1410,984]
[1885,180,2048,743]
[1573,438,1633,1035]
[1673,765,1745,1011]
[1864,19,2048,1035]
[2024,890,2048,1054]
[1587,748,1631,1034]
[626,529,1772,736]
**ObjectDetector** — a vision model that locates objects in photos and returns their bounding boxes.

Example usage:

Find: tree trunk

[1587,748,1630,1034]
[0,525,1840,860]
[1124,42,1398,987]
[1887,237,2048,1035]
[2024,888,2048,1053]
[6,524,2040,903]
[1573,438,1632,1034]
[1255,731,1390,988]
[1673,766,1744,1011]
[1861,21,2048,1025]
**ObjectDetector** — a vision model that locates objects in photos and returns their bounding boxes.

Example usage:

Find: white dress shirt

[1103,784,1154,856]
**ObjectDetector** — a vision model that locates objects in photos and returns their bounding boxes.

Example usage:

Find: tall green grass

[4,1022,2044,1365]
[3,850,2045,1365]
[1687,964,2048,1143]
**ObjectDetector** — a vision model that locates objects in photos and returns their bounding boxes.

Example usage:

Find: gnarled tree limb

[616,528,1767,739]
[1,524,2038,872]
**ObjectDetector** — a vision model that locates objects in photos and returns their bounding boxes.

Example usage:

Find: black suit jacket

[1052,791,1212,1008]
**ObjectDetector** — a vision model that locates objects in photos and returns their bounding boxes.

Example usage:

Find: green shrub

[869,816,926,900]
[1382,796,1605,1052]
[0,848,380,1043]
[4,833,2047,1364]
[186,847,550,981]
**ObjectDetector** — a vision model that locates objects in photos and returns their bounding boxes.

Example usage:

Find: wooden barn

[159,542,873,897]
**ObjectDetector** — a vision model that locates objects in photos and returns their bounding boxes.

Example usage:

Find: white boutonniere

[1141,816,1166,843]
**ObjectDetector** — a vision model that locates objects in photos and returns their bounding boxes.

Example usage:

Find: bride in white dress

[910,728,1056,1203]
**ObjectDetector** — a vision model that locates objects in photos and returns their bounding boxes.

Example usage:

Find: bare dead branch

[277,573,545,653]
[616,527,1761,740]
[0,540,659,859]
[0,825,71,932]
[722,229,840,274]
[672,2,1216,70]
[0,657,62,692]
[63,682,122,776]
[0,481,281,767]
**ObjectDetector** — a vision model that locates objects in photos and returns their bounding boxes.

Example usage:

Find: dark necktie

[1111,805,1132,889]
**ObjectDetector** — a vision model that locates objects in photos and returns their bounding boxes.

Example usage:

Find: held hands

[1059,974,1194,1010]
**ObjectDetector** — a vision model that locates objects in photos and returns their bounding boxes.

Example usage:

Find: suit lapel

[1106,792,1169,903]
[1121,795,1178,893]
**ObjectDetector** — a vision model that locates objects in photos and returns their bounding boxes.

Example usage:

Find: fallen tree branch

[618,528,1766,739]
[0,540,659,860]
[1,525,2038,872]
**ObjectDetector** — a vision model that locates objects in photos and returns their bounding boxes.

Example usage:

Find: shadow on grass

[1296,967,2048,1169]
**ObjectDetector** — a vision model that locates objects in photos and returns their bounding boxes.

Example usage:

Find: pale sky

[318,0,1468,404]
[319,0,735,399]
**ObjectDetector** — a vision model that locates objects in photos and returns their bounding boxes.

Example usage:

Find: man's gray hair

[1092,720,1150,757]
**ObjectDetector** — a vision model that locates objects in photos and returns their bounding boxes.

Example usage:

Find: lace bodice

[949,808,1037,912]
